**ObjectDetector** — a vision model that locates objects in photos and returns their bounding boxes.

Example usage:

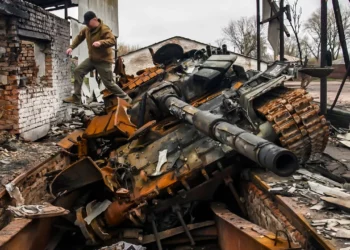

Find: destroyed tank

[48,43,329,249]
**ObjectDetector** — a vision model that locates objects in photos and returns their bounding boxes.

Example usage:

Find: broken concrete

[20,124,50,142]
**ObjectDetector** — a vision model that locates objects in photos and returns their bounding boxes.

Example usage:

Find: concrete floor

[285,80,350,109]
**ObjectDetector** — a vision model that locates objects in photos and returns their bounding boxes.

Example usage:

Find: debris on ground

[265,150,350,241]
[0,135,59,186]
[99,242,146,250]
[329,126,350,149]
[5,183,25,206]
[47,104,102,139]
[7,203,69,219]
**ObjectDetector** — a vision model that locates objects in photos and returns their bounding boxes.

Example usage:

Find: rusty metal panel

[0,219,31,247]
[84,98,137,139]
[212,203,301,250]
[50,157,102,197]
[0,218,53,250]
[57,130,84,149]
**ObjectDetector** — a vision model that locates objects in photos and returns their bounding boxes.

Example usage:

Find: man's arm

[70,28,87,49]
[99,29,116,48]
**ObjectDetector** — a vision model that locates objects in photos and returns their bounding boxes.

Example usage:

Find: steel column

[257,0,261,70]
[64,0,68,19]
[320,0,328,115]
[279,0,284,61]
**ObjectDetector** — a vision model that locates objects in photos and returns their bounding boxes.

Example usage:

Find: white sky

[51,0,349,48]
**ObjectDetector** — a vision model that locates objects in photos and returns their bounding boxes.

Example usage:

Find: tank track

[255,88,329,163]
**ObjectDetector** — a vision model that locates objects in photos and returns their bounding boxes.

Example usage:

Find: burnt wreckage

[45,44,329,249]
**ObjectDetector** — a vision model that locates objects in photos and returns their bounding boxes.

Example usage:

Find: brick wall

[0,0,72,138]
[243,183,305,245]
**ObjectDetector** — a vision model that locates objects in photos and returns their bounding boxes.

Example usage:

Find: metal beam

[320,0,328,115]
[64,0,68,19]
[256,0,261,70]
[212,203,301,250]
[262,0,291,37]
[279,0,284,61]
[330,0,350,111]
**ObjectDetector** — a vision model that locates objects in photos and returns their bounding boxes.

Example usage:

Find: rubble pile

[330,126,350,149]
[0,103,105,188]
[0,132,59,186]
[47,104,102,138]
[266,154,350,241]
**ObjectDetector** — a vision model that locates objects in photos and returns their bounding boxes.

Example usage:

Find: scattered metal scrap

[99,241,146,250]
[329,126,350,149]
[7,204,69,219]
[5,183,24,206]
[258,157,350,244]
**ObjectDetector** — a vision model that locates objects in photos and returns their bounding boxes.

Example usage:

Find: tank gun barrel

[164,96,298,177]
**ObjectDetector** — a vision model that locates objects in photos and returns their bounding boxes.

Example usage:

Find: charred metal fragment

[212,203,301,250]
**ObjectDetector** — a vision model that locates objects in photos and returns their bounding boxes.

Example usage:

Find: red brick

[5,95,17,101]
[7,75,19,81]
[0,124,13,130]
[5,105,17,110]
[10,129,19,134]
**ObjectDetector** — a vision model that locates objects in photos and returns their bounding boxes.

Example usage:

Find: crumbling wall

[243,183,306,245]
[0,1,72,139]
[0,16,20,132]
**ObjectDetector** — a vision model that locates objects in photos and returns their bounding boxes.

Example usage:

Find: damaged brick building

[0,0,72,140]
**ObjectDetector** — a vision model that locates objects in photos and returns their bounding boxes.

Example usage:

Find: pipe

[165,96,298,177]
[257,0,261,70]
[279,0,284,62]
[151,215,163,250]
[320,0,328,115]
[64,0,68,19]
[173,205,195,246]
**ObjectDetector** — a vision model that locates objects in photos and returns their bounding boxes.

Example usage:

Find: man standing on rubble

[64,11,132,104]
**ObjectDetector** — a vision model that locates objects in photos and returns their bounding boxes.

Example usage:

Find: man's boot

[63,95,81,104]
